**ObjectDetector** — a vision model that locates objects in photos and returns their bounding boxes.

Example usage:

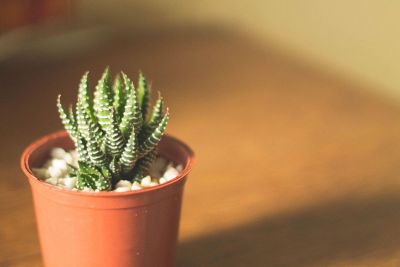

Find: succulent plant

[57,67,169,191]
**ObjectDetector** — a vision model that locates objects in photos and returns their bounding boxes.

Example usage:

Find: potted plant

[20,67,194,267]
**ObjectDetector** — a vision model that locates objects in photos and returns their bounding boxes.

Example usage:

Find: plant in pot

[20,67,194,267]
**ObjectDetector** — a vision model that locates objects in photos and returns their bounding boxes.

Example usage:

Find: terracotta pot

[20,130,194,267]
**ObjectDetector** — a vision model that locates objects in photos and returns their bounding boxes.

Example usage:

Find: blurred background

[3,0,400,98]
[2,1,400,267]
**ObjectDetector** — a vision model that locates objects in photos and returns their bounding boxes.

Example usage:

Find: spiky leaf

[119,72,142,137]
[137,71,150,120]
[109,156,121,179]
[57,68,170,191]
[119,126,138,174]
[140,92,164,140]
[76,162,98,190]
[113,73,126,122]
[139,111,169,157]
[93,67,113,130]
[132,148,157,180]
[86,126,107,166]
[76,162,111,191]
[105,109,124,157]
[57,95,77,142]
[77,72,95,121]
[75,134,89,162]
[68,105,76,130]
[97,166,112,190]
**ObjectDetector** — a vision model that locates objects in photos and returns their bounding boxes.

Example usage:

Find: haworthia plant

[57,68,169,191]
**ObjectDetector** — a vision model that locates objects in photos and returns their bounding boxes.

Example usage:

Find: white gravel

[32,147,183,192]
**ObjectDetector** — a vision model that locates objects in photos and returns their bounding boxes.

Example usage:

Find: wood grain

[1,28,400,267]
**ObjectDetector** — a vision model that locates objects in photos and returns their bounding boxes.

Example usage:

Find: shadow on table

[177,193,400,267]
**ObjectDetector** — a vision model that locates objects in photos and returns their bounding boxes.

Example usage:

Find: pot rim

[20,130,194,198]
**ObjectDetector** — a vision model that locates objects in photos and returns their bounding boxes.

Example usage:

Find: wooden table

[1,28,400,267]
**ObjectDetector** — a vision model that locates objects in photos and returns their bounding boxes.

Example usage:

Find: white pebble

[63,153,74,165]
[141,176,152,187]
[114,187,130,192]
[50,148,66,159]
[116,180,132,188]
[45,177,58,185]
[149,182,159,187]
[58,177,77,190]
[48,166,64,178]
[38,151,180,192]
[69,150,79,161]
[163,166,179,181]
[131,182,142,190]
[32,168,49,179]
[176,164,183,172]
[51,159,68,172]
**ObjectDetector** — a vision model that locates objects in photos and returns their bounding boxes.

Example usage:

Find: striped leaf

[139,111,169,157]
[56,68,169,191]
[109,156,121,179]
[119,72,142,137]
[113,73,126,122]
[93,67,113,130]
[76,72,105,144]
[140,92,164,140]
[75,134,89,162]
[76,162,110,191]
[76,162,98,190]
[119,126,138,174]
[137,71,150,121]
[76,100,89,140]
[77,72,96,122]
[57,95,78,142]
[132,148,157,180]
[68,105,76,130]
[97,166,112,190]
[86,125,107,166]
[105,109,124,157]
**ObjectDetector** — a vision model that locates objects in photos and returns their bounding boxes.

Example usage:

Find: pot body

[21,131,194,267]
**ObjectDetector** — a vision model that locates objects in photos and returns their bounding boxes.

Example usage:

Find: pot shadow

[177,194,400,267]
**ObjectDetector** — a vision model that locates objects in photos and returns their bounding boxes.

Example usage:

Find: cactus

[57,68,169,191]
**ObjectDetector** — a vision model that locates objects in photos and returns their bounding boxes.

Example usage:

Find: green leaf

[76,161,98,190]
[105,109,124,157]
[68,105,77,130]
[140,92,164,140]
[119,124,138,174]
[119,72,142,137]
[77,72,105,144]
[97,166,112,191]
[93,67,113,130]
[139,111,169,157]
[77,72,96,122]
[132,148,157,180]
[57,95,78,143]
[75,133,89,162]
[57,68,170,191]
[113,73,126,123]
[137,71,150,121]
[109,156,121,179]
[86,125,107,166]
[75,161,110,191]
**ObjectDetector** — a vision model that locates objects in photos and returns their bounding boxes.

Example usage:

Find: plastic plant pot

[20,130,194,267]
